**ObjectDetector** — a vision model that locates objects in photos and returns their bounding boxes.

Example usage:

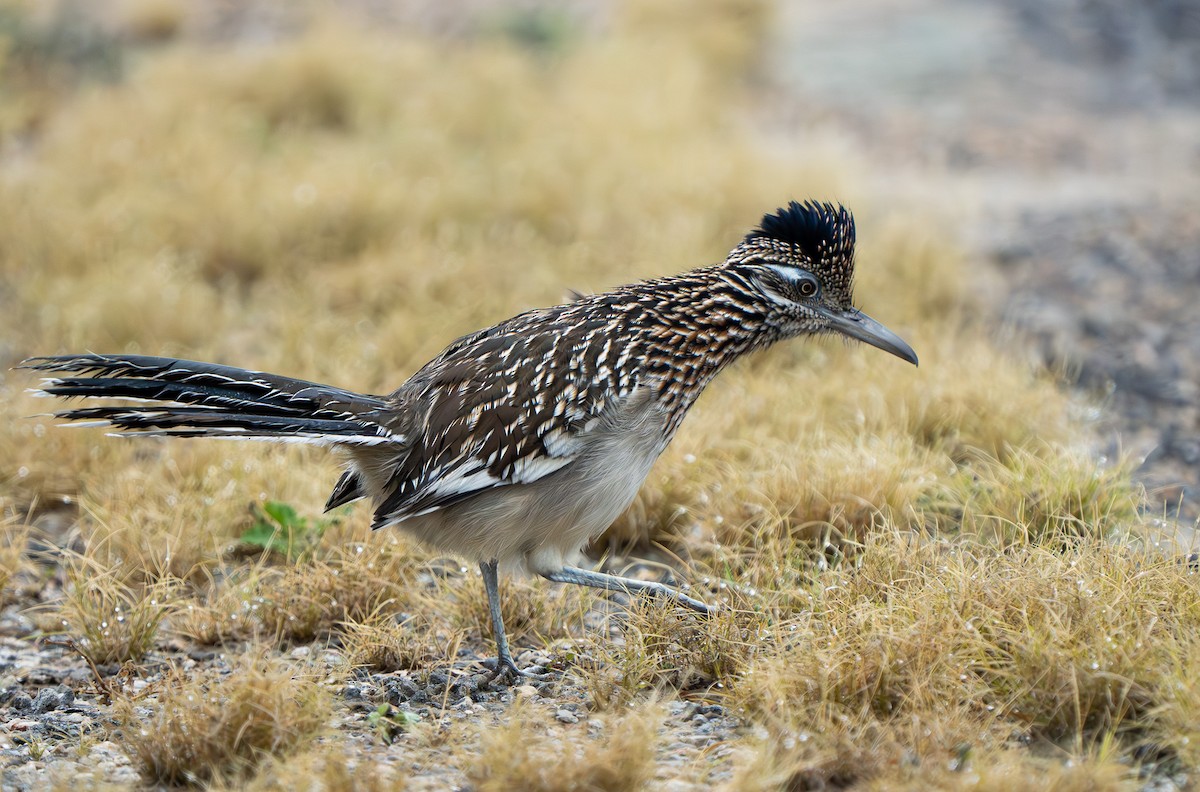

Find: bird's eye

[797,277,819,298]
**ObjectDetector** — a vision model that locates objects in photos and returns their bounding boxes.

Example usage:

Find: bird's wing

[370,307,639,528]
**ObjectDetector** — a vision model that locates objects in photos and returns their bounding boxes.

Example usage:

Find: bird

[21,200,917,680]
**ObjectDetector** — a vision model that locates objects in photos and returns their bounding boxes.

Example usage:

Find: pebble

[31,686,73,714]
[517,649,554,669]
[555,708,579,724]
[513,685,539,699]
[4,691,33,712]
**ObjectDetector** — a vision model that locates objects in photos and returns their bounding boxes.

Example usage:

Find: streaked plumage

[22,200,917,679]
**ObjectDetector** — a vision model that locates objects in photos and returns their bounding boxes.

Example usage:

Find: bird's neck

[618,266,781,431]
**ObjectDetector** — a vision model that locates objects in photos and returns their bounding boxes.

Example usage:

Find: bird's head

[725,200,918,366]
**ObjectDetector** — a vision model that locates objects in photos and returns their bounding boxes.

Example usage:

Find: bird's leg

[479,559,538,681]
[543,565,715,616]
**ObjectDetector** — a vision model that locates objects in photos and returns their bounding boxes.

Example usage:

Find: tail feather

[54,405,392,442]
[23,354,385,417]
[20,353,400,446]
[325,470,365,510]
[34,376,331,418]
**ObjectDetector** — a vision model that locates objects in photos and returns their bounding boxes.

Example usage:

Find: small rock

[0,690,31,712]
[31,686,71,714]
[513,685,539,699]
[381,675,423,705]
[517,649,553,668]
[451,675,480,698]
[40,716,81,739]
[290,646,310,659]
[555,708,579,724]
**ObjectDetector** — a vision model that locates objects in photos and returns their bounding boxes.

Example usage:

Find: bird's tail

[20,354,400,447]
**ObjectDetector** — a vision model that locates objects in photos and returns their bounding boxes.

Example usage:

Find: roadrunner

[23,201,917,678]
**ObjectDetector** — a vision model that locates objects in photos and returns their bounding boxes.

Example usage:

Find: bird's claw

[483,654,550,684]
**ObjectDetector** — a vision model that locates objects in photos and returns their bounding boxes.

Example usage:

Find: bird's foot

[482,653,550,684]
[665,587,717,616]
[636,579,719,616]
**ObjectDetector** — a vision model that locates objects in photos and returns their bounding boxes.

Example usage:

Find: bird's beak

[818,307,919,366]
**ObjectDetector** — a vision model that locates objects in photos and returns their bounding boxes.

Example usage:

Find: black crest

[746,200,854,261]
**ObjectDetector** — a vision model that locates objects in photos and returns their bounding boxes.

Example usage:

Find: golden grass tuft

[585,592,763,709]
[946,447,1142,544]
[0,513,31,601]
[466,698,660,792]
[232,742,404,792]
[727,724,1136,791]
[253,539,421,644]
[116,657,329,787]
[340,609,455,673]
[115,0,187,44]
[55,551,176,666]
[729,528,1200,782]
[79,494,229,586]
[169,570,266,646]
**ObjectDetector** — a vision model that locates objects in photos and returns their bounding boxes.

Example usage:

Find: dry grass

[341,609,456,673]
[0,514,32,601]
[233,743,404,792]
[584,591,764,710]
[55,549,176,665]
[727,727,1137,791]
[0,0,1186,788]
[253,554,396,645]
[466,698,660,792]
[115,657,329,786]
[728,529,1200,785]
[169,570,265,647]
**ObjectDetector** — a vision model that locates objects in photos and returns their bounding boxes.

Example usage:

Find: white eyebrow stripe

[765,263,809,282]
